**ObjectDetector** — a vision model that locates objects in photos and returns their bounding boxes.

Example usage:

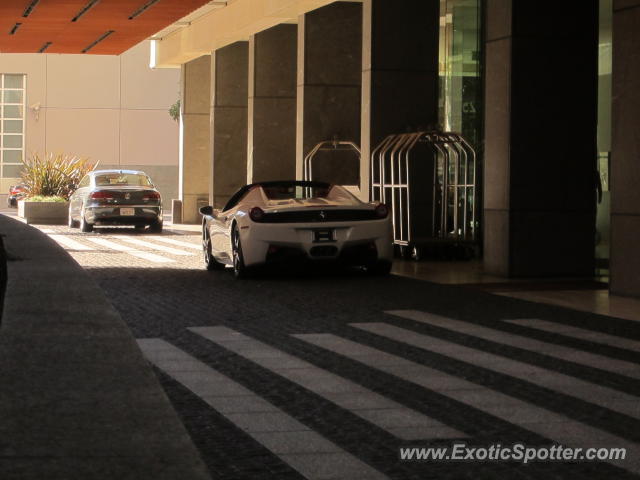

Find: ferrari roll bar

[303,138,361,196]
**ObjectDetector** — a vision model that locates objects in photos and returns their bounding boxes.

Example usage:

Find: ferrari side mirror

[199,205,214,216]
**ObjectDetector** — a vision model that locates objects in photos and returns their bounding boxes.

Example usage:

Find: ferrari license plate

[120,208,135,216]
[313,229,334,242]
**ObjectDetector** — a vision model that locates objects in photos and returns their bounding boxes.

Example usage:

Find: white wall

[0,41,180,200]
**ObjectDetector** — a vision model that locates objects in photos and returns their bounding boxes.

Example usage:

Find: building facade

[0,40,180,202]
[155,0,637,297]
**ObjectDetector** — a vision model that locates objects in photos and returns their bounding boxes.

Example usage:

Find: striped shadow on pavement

[504,318,640,352]
[151,236,202,250]
[116,236,194,256]
[387,310,640,380]
[49,234,95,251]
[352,321,640,420]
[138,338,388,480]
[293,333,640,475]
[84,237,173,264]
[190,326,466,441]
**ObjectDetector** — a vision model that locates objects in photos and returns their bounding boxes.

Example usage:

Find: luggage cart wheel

[399,245,412,259]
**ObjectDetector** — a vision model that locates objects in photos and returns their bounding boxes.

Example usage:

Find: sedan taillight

[90,191,115,200]
[143,191,161,202]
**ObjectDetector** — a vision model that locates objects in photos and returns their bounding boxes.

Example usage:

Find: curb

[0,215,211,480]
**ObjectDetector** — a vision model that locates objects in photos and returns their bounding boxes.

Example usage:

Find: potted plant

[17,153,97,225]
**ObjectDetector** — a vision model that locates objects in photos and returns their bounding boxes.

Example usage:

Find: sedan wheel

[68,209,79,228]
[80,208,93,233]
[149,220,163,234]
[232,226,247,278]
[203,234,225,271]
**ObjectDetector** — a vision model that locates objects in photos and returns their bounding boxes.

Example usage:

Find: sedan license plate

[120,208,135,216]
[313,229,334,243]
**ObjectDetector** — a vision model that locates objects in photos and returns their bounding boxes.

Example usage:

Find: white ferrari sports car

[200,180,393,277]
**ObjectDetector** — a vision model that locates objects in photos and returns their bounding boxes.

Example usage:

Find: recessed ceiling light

[81,30,115,53]
[9,23,22,35]
[38,41,52,53]
[71,0,101,22]
[128,0,162,20]
[22,0,40,18]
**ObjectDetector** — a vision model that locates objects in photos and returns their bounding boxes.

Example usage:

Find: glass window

[3,135,22,148]
[596,0,612,272]
[3,74,24,89]
[262,184,331,200]
[3,105,23,119]
[3,90,23,104]
[261,182,361,205]
[2,164,22,178]
[1,74,26,181]
[3,150,22,163]
[3,120,23,133]
[439,0,482,149]
[78,175,91,188]
[438,0,482,240]
[94,173,152,187]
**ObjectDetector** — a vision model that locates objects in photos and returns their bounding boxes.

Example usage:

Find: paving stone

[201,395,280,414]
[39,221,640,480]
[251,431,342,454]
[224,412,309,433]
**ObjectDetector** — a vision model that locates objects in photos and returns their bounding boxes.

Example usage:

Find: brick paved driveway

[37,224,640,479]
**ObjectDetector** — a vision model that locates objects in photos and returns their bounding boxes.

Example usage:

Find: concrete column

[211,42,248,208]
[483,0,599,277]
[248,25,297,183]
[361,0,440,201]
[611,0,640,296]
[179,55,211,224]
[296,2,362,189]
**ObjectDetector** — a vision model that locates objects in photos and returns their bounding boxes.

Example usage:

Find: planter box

[18,200,69,225]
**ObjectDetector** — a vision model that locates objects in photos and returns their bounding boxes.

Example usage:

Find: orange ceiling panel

[0,0,210,55]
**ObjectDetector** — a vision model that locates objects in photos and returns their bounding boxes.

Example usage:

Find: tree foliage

[169,99,180,122]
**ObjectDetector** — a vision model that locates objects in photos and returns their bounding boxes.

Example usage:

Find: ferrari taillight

[249,206,265,222]
[375,203,389,219]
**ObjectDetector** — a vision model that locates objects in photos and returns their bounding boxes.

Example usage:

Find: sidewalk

[0,215,210,480]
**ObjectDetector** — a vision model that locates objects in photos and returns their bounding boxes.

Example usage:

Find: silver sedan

[68,169,163,233]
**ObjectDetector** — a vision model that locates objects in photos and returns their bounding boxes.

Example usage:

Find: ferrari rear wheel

[367,260,392,276]
[204,234,225,271]
[232,225,247,278]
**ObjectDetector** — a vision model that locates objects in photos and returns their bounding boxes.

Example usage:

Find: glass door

[596,0,612,275]
[438,0,483,242]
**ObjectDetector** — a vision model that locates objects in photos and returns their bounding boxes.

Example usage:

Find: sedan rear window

[95,174,151,187]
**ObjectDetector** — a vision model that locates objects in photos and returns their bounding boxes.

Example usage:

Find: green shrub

[24,195,68,203]
[21,153,97,200]
[169,99,180,122]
